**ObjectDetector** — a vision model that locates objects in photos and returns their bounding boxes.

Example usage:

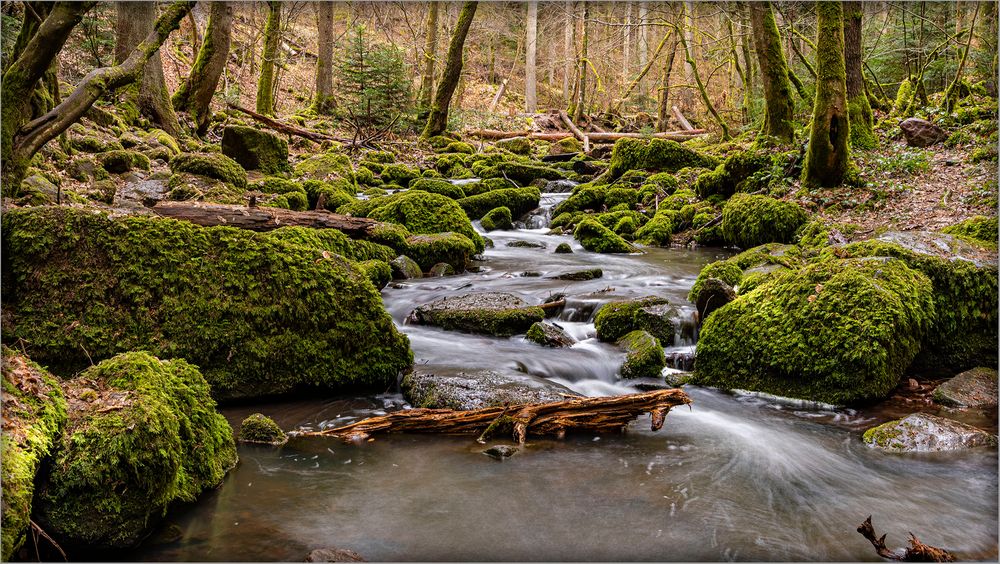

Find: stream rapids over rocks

[129,183,997,562]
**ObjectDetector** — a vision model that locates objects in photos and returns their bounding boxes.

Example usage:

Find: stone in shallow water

[525,322,575,348]
[862,413,997,452]
[402,369,571,411]
[407,292,544,336]
[483,445,518,460]
[552,268,603,281]
[933,367,998,408]
[389,255,422,279]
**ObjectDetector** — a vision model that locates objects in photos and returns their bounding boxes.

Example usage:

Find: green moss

[688,261,744,303]
[412,300,545,337]
[594,296,674,344]
[555,242,573,254]
[409,178,465,199]
[633,209,679,247]
[848,95,877,150]
[355,166,377,186]
[301,179,355,211]
[239,413,286,445]
[481,206,513,231]
[404,233,477,271]
[618,330,667,379]
[166,172,246,204]
[694,151,771,198]
[358,260,392,289]
[607,138,719,178]
[694,256,934,404]
[99,150,151,174]
[341,191,484,254]
[722,194,808,249]
[364,150,396,163]
[221,125,290,174]
[2,208,412,400]
[35,352,237,549]
[551,184,604,216]
[442,141,475,154]
[145,129,181,155]
[478,161,565,185]
[262,226,395,263]
[495,137,533,155]
[941,216,998,248]
[574,218,636,253]
[1,347,67,561]
[549,136,582,155]
[170,152,247,189]
[380,163,420,186]
[458,186,540,220]
[892,78,913,117]
[294,152,356,185]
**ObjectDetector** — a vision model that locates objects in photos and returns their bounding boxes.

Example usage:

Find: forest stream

[128,185,998,562]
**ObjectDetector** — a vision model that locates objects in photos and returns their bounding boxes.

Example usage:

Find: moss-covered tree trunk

[2,1,193,195]
[416,1,440,116]
[941,2,980,113]
[8,2,61,119]
[571,2,589,122]
[802,1,851,188]
[312,1,336,114]
[749,1,795,144]
[256,1,281,116]
[172,1,231,134]
[115,1,182,136]
[844,2,875,149]
[421,1,478,138]
[656,39,678,132]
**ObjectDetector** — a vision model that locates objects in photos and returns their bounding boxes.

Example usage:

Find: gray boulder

[899,118,948,147]
[933,367,998,408]
[402,369,571,410]
[114,179,169,209]
[863,413,997,452]
[407,292,544,337]
[525,322,575,347]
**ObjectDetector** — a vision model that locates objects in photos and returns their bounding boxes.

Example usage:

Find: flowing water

[130,187,998,562]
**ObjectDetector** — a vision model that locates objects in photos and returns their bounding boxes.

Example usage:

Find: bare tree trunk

[622,1,632,91]
[421,1,478,138]
[525,0,538,112]
[844,2,874,149]
[173,0,232,134]
[256,1,281,116]
[563,0,573,104]
[749,1,796,143]
[116,1,182,135]
[312,1,336,114]
[637,1,649,96]
[681,1,695,108]
[803,1,851,188]
[417,1,440,115]
[572,1,589,122]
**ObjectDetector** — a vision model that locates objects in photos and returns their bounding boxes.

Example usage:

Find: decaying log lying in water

[857,516,955,562]
[302,388,692,443]
[152,201,382,237]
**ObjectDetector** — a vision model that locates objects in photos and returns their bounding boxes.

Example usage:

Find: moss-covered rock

[294,152,355,184]
[170,152,247,189]
[525,322,575,347]
[478,161,564,184]
[694,151,771,198]
[1,347,67,561]
[594,296,676,344]
[401,369,569,410]
[302,179,355,211]
[340,191,484,254]
[2,208,412,400]
[34,352,237,550]
[494,137,533,155]
[607,138,719,178]
[618,330,667,379]
[442,141,475,154]
[221,125,289,174]
[480,206,513,231]
[688,261,744,303]
[389,255,423,279]
[407,292,544,337]
[239,413,287,445]
[862,413,997,452]
[262,226,396,262]
[721,194,808,249]
[941,215,998,248]
[548,136,583,156]
[145,129,181,156]
[458,187,541,220]
[409,177,465,199]
[380,163,420,186]
[573,218,636,253]
[554,242,573,254]
[166,172,245,204]
[404,233,476,272]
[99,150,151,174]
[694,256,935,404]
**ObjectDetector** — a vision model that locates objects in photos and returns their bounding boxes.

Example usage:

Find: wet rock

[480,206,513,231]
[525,322,575,347]
[899,118,948,148]
[407,292,544,337]
[693,278,736,322]
[427,262,456,277]
[239,413,288,446]
[663,370,693,387]
[506,240,546,249]
[554,243,573,254]
[402,370,570,410]
[305,547,367,562]
[863,413,997,452]
[542,293,567,318]
[114,179,169,208]
[520,271,542,277]
[618,330,666,379]
[933,367,998,408]
[552,268,603,281]
[541,179,578,193]
[221,126,289,174]
[572,159,604,176]
[19,174,59,204]
[483,445,518,460]
[595,296,677,345]
[389,255,423,279]
[664,349,696,372]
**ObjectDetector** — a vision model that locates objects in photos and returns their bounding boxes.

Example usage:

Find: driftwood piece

[672,105,694,131]
[857,516,955,562]
[302,388,692,443]
[152,201,381,237]
[226,102,349,143]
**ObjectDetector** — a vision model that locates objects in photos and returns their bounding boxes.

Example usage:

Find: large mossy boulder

[408,178,465,199]
[1,208,412,400]
[458,187,541,220]
[34,352,238,550]
[594,296,676,344]
[403,233,476,272]
[479,161,564,184]
[694,151,771,198]
[480,206,513,231]
[340,191,484,254]
[607,138,719,178]
[721,194,807,249]
[1,347,67,561]
[694,256,935,405]
[294,152,356,184]
[407,292,544,337]
[618,330,667,379]
[573,218,636,253]
[221,126,289,174]
[169,152,247,190]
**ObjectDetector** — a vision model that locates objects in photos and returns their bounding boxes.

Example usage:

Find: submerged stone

[862,413,996,452]
[407,292,544,337]
[427,262,456,277]
[933,367,998,408]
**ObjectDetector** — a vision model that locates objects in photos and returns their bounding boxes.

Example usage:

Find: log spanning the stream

[302,388,692,443]
[151,201,383,237]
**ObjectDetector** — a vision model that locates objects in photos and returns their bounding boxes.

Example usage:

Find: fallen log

[466,129,575,141]
[152,201,382,237]
[857,516,955,562]
[226,102,350,144]
[467,128,705,143]
[672,105,694,131]
[586,130,706,142]
[301,388,692,443]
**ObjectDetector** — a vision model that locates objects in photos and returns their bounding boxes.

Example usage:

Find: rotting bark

[255,1,281,116]
[422,1,478,138]
[302,388,692,443]
[749,1,796,144]
[173,0,232,134]
[802,1,851,188]
[116,1,182,136]
[857,516,955,562]
[844,2,875,149]
[311,1,336,114]
[151,201,384,237]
